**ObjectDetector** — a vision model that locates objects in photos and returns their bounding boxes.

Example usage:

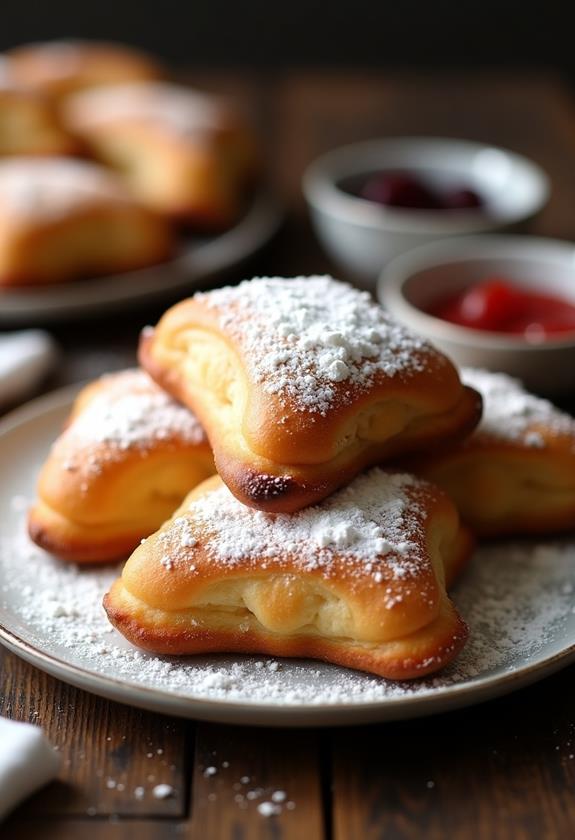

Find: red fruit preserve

[357,171,484,211]
[429,278,575,341]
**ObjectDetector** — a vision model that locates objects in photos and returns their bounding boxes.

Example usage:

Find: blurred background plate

[0,190,282,325]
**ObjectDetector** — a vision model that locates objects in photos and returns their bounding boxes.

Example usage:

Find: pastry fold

[28,369,214,563]
[64,82,257,229]
[140,276,482,513]
[104,469,471,679]
[0,158,172,287]
[405,368,575,537]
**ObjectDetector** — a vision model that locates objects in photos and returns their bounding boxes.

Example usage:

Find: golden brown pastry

[0,85,77,157]
[104,469,472,679]
[405,368,575,537]
[140,275,482,513]
[28,369,215,563]
[3,41,163,103]
[0,158,173,287]
[64,81,257,229]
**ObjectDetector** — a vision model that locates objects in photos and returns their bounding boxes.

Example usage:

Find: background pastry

[406,368,575,536]
[104,469,471,680]
[64,81,257,229]
[0,86,77,157]
[0,157,173,286]
[28,369,215,563]
[2,41,163,103]
[140,275,482,513]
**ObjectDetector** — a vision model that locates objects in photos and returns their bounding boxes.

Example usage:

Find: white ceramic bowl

[303,138,550,289]
[379,235,575,396]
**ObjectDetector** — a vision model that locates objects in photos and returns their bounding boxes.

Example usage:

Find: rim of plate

[0,191,282,324]
[1,387,575,726]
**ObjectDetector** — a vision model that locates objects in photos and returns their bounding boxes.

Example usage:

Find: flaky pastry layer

[104,471,472,679]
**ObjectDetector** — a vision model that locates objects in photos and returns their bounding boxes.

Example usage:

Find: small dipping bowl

[379,235,575,396]
[303,137,550,289]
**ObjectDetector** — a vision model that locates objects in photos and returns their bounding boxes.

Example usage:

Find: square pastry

[140,275,482,512]
[0,158,172,286]
[29,370,214,562]
[104,469,472,679]
[406,368,575,537]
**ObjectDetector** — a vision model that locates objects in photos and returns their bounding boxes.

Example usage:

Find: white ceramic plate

[1,388,575,727]
[0,192,282,325]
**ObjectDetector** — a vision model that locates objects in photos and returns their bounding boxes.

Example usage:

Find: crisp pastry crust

[3,41,163,102]
[405,368,575,537]
[140,276,482,513]
[28,369,215,563]
[64,82,257,229]
[104,470,471,679]
[0,158,173,287]
[0,87,78,157]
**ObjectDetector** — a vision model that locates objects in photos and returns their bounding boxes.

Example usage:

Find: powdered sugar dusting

[197,276,438,415]
[1,504,574,709]
[462,368,575,448]
[9,40,90,80]
[58,369,206,471]
[0,158,131,220]
[0,57,13,89]
[66,82,234,138]
[162,469,425,585]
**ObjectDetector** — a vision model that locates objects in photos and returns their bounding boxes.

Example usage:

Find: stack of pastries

[0,40,256,288]
[28,275,575,680]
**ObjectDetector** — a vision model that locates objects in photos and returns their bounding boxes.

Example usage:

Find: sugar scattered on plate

[1,503,575,710]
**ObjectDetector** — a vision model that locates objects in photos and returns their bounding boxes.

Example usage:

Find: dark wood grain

[1,819,186,840]
[3,72,575,840]
[188,723,325,838]
[332,665,575,840]
[0,647,190,818]
[277,71,575,240]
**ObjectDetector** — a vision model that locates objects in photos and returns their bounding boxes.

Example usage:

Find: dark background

[0,0,571,77]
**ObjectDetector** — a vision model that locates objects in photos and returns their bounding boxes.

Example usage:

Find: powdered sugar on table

[197,276,439,415]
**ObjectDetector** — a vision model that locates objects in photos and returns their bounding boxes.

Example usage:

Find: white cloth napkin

[0,330,59,409]
[0,716,60,820]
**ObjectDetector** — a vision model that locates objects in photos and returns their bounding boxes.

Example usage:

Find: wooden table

[2,72,575,839]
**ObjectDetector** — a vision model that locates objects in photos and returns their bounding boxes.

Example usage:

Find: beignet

[0,158,172,286]
[28,369,214,563]
[407,368,575,536]
[104,469,471,680]
[0,86,77,157]
[3,41,162,103]
[140,275,482,513]
[64,82,257,229]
